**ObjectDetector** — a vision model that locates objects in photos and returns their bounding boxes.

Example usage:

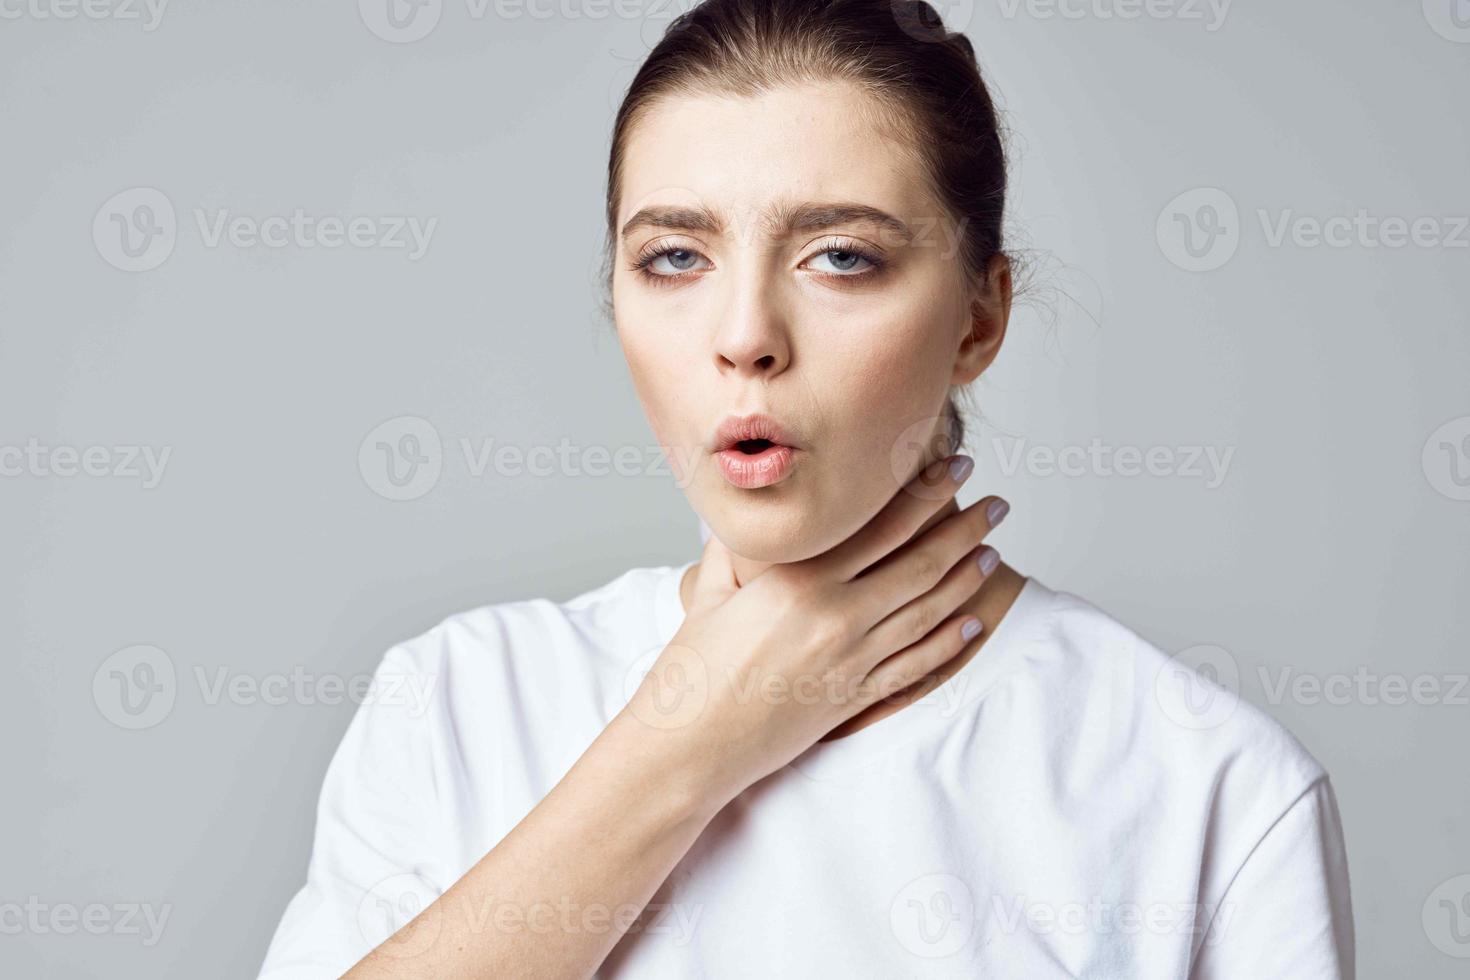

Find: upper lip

[712,413,800,452]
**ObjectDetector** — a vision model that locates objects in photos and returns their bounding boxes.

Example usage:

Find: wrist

[599,703,739,828]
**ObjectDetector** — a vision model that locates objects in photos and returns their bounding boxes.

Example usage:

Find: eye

[633,244,711,280]
[804,239,883,278]
[630,237,885,286]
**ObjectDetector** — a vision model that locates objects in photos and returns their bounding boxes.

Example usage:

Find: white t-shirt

[258,562,1354,979]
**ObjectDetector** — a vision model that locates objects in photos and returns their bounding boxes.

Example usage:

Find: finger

[686,531,739,614]
[848,493,1008,631]
[861,544,1000,660]
[857,612,985,710]
[815,454,975,582]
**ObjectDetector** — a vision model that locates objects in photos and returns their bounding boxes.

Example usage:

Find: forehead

[617,80,934,233]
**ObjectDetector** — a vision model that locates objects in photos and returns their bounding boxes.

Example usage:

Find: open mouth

[734,439,775,455]
[715,439,796,488]
[711,413,801,489]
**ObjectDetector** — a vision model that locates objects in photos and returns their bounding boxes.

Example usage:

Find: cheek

[806,304,959,495]
[819,307,956,425]
[614,307,707,469]
[623,346,676,430]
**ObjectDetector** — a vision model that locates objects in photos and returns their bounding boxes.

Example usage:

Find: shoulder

[365,562,688,726]
[1009,577,1331,822]
[395,562,680,662]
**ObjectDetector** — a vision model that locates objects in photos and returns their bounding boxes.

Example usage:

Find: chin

[701,499,849,566]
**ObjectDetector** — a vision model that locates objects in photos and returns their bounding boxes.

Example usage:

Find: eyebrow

[619,201,913,245]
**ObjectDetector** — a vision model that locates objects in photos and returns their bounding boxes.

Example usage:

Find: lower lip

[715,444,797,489]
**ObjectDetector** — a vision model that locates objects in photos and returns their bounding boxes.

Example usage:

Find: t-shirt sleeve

[1191,776,1355,980]
[256,643,448,980]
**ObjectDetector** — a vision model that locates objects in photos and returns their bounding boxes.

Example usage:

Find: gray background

[2,1,1467,977]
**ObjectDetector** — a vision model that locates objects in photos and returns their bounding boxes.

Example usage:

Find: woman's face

[613,80,1006,564]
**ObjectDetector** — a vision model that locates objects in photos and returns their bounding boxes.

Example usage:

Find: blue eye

[630,238,885,286]
[650,249,705,274]
[635,247,710,278]
[809,248,874,275]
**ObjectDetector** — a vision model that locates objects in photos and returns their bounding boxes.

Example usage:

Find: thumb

[686,530,739,614]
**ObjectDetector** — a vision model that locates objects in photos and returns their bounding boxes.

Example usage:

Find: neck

[717,496,968,589]
[677,499,1026,742]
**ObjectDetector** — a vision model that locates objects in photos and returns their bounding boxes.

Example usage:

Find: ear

[951,254,1013,386]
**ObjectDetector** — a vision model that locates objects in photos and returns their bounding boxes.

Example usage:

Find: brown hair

[601,0,1012,454]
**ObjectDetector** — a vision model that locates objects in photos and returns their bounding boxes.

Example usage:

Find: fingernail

[986,498,1009,527]
[961,618,984,641]
[977,546,1000,576]
[949,455,974,483]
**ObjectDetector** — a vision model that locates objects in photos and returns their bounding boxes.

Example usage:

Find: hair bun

[891,0,974,48]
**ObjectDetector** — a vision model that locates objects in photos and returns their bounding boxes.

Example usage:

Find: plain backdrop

[2,1,1467,977]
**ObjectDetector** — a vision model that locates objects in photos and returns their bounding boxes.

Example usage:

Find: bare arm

[344,705,724,979]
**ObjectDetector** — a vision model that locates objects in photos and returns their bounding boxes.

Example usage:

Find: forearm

[345,708,725,980]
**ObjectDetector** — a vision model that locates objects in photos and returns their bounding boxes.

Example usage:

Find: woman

[259,1,1354,976]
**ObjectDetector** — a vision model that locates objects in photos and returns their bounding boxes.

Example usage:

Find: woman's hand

[620,454,1006,807]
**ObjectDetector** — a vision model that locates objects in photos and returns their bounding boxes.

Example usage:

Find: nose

[711,271,793,379]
